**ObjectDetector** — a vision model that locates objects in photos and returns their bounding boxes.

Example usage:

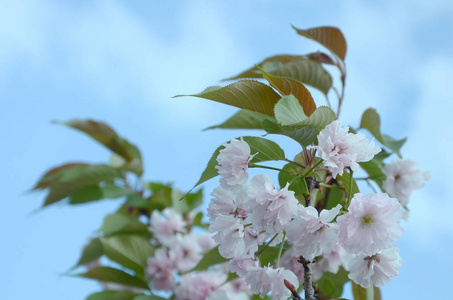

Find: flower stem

[256,233,279,256]
[276,232,286,267]
[346,168,354,208]
[251,164,288,173]
[302,160,323,177]
[319,183,345,190]
[284,158,305,169]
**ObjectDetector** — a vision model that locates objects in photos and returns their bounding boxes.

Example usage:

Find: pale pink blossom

[382,159,429,206]
[174,271,227,300]
[279,247,323,284]
[286,205,341,260]
[348,247,403,288]
[216,138,255,189]
[229,255,260,277]
[146,248,176,291]
[170,233,202,272]
[219,278,251,300]
[101,282,146,294]
[244,174,299,234]
[245,266,299,300]
[337,193,403,255]
[316,120,381,178]
[198,232,217,253]
[149,208,186,243]
[207,186,239,222]
[317,243,353,273]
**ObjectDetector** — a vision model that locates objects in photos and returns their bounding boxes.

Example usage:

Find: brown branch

[298,256,318,300]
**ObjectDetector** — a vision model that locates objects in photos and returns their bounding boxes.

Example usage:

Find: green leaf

[35,164,123,206]
[291,106,336,131]
[76,266,149,290]
[259,67,316,116]
[193,136,285,189]
[271,58,333,95]
[62,120,143,176]
[100,235,154,275]
[262,119,318,147]
[278,163,308,197]
[337,169,359,199]
[203,109,272,131]
[274,95,307,126]
[352,282,382,300]
[32,163,88,190]
[175,80,281,117]
[359,160,386,189]
[326,188,345,210]
[315,267,349,298]
[191,246,228,271]
[134,296,166,300]
[100,213,149,237]
[259,246,279,266]
[86,291,139,300]
[172,188,203,215]
[306,51,336,65]
[70,183,129,204]
[223,55,304,80]
[359,108,406,157]
[292,26,347,61]
[73,238,103,269]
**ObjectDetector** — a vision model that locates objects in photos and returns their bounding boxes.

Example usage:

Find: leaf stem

[276,232,286,267]
[252,164,288,173]
[256,233,279,256]
[284,158,305,169]
[302,160,323,177]
[319,183,345,190]
[346,168,353,208]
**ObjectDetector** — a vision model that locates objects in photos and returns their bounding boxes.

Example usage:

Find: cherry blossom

[149,208,186,243]
[216,138,255,189]
[245,266,299,300]
[316,120,381,178]
[244,174,299,235]
[229,255,260,277]
[174,271,227,300]
[348,247,403,288]
[286,205,341,260]
[337,193,403,255]
[279,247,323,284]
[146,248,176,291]
[382,159,429,206]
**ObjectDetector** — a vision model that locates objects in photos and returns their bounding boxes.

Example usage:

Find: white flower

[317,242,353,273]
[175,271,227,300]
[229,255,260,277]
[197,232,217,253]
[207,186,239,222]
[337,193,403,255]
[382,159,429,206]
[216,138,255,189]
[348,247,403,288]
[169,233,202,272]
[316,120,381,178]
[279,247,323,284]
[149,208,186,243]
[286,205,341,260]
[209,215,267,258]
[145,248,176,291]
[219,278,251,300]
[244,174,299,234]
[245,266,299,300]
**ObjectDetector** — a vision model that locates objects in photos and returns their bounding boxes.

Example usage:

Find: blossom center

[361,214,375,227]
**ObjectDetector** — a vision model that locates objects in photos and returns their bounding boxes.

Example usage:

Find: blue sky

[1,0,452,299]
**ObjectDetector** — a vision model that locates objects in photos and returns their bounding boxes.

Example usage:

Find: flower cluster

[208,120,428,298]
